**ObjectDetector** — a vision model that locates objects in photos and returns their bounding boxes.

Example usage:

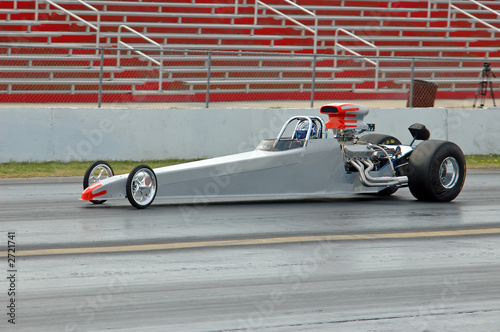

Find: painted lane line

[6,227,500,257]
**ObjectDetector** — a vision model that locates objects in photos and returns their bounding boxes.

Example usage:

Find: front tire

[408,140,466,202]
[126,165,157,209]
[361,133,402,145]
[83,161,114,204]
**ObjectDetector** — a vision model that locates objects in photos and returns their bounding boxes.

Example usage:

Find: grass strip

[465,154,500,168]
[0,159,200,178]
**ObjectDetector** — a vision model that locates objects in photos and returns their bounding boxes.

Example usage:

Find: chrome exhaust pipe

[349,160,408,187]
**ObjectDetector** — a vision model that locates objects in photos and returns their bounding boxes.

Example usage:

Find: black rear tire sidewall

[408,140,466,202]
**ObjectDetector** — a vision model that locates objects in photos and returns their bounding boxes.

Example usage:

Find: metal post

[447,0,452,28]
[409,57,415,108]
[159,50,163,91]
[98,47,104,108]
[205,50,212,109]
[254,1,259,25]
[35,0,39,21]
[310,54,317,108]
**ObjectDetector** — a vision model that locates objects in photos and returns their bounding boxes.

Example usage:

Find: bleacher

[1,0,499,103]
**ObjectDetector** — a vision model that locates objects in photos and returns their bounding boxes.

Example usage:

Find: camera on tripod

[473,62,496,108]
[483,63,495,76]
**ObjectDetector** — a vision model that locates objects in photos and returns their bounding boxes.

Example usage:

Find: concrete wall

[1,106,499,162]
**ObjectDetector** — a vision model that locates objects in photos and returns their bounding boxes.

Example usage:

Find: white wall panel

[1,107,498,162]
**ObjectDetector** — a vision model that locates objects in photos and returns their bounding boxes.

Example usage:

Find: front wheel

[408,140,466,202]
[83,161,114,204]
[126,165,157,209]
[361,133,402,146]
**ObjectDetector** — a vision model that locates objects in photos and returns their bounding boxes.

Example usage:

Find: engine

[320,103,409,188]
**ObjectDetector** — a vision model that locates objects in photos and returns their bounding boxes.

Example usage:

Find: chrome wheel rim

[130,168,157,206]
[439,157,459,189]
[88,164,113,185]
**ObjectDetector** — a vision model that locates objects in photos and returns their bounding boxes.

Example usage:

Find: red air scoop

[320,103,369,131]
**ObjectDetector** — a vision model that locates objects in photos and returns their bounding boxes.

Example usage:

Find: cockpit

[256,116,326,151]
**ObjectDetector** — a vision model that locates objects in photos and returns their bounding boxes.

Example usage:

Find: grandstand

[0,0,499,105]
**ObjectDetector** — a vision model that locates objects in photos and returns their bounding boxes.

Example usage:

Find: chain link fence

[0,44,496,109]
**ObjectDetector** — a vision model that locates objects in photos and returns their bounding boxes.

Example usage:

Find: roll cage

[275,116,326,143]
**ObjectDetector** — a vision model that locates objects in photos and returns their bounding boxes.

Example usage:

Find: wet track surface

[1,171,500,331]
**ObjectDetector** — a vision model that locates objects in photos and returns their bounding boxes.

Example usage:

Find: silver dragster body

[81,103,466,208]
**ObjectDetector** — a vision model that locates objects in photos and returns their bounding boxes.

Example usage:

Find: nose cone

[80,182,107,201]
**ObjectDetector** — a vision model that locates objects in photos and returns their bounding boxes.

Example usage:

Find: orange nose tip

[80,182,107,201]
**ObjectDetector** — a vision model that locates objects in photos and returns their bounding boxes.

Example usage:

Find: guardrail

[117,25,164,91]
[14,0,39,20]
[334,28,379,90]
[254,0,318,54]
[447,0,500,36]
[45,0,100,53]
[1,44,497,109]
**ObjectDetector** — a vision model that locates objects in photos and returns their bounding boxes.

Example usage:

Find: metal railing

[254,0,318,54]
[13,0,39,20]
[447,0,500,36]
[117,25,164,91]
[44,0,100,53]
[35,0,39,21]
[234,0,239,15]
[334,28,379,90]
[466,0,500,16]
[0,43,497,109]
[389,0,433,19]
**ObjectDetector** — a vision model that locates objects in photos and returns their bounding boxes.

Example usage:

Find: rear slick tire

[408,140,466,202]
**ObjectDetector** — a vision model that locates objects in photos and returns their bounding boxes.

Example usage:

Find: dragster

[81,103,466,209]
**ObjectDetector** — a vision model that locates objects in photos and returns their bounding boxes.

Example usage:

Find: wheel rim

[130,168,157,206]
[88,164,113,186]
[439,157,460,189]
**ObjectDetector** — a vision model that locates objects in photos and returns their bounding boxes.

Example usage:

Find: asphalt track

[1,170,500,332]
